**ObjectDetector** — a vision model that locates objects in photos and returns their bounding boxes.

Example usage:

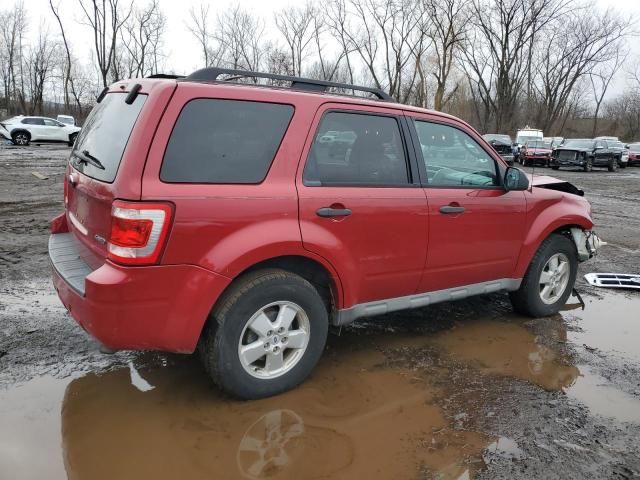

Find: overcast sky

[13,0,640,93]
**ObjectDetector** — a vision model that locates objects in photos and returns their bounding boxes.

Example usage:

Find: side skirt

[334,278,522,326]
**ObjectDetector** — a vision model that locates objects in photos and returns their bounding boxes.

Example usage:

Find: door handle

[439,205,465,214]
[316,207,352,218]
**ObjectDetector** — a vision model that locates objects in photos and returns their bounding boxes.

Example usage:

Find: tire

[607,158,617,172]
[11,131,30,146]
[583,157,592,172]
[68,132,78,147]
[551,166,559,170]
[509,233,577,318]
[200,269,329,399]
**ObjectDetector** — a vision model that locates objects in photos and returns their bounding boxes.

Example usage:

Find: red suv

[49,68,600,399]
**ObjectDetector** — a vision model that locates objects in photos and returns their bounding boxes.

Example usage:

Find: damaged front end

[570,228,605,262]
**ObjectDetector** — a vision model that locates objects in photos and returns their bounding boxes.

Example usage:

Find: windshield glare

[563,139,593,149]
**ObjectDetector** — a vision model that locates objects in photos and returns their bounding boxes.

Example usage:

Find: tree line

[1,0,639,140]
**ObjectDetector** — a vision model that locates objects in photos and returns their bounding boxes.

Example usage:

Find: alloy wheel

[238,301,310,379]
[539,253,570,305]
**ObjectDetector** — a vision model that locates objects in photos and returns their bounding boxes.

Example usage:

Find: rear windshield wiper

[72,150,105,170]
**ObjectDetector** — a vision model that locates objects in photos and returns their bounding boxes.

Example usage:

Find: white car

[0,115,81,146]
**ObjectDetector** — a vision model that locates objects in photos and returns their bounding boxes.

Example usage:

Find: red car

[49,68,600,399]
[520,139,553,167]
[628,143,640,166]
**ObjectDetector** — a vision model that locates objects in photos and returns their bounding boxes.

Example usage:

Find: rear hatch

[65,81,176,267]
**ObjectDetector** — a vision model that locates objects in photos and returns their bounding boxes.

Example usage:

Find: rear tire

[509,234,577,318]
[201,269,329,399]
[11,131,30,146]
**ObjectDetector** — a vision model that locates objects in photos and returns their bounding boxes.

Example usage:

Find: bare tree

[0,1,27,114]
[186,3,214,67]
[422,0,467,111]
[214,6,266,71]
[77,0,132,87]
[274,3,317,76]
[533,6,631,132]
[589,48,627,137]
[24,25,59,115]
[119,0,166,78]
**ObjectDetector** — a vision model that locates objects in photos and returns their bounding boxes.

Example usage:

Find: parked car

[607,140,628,168]
[57,114,76,126]
[520,139,553,167]
[482,133,515,165]
[0,115,81,146]
[627,143,640,166]
[48,68,601,399]
[551,138,619,172]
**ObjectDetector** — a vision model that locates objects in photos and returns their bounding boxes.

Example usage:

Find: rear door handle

[439,205,465,214]
[316,207,352,218]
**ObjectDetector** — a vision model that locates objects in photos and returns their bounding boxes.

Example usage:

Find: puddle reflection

[60,348,485,480]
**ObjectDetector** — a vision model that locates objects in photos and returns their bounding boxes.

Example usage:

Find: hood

[528,174,584,196]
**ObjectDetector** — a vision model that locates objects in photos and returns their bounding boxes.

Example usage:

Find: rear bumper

[50,233,231,353]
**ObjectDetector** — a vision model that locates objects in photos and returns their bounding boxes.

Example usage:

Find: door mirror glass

[504,166,529,191]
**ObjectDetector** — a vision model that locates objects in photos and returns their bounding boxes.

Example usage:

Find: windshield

[527,140,552,148]
[516,135,540,144]
[484,134,512,143]
[609,141,624,149]
[563,139,594,149]
[71,92,146,183]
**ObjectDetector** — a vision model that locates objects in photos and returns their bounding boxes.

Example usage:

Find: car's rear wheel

[510,233,577,317]
[583,157,592,172]
[200,269,328,399]
[11,131,30,146]
[608,158,617,172]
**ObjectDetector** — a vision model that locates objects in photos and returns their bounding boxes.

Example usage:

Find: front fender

[514,192,593,278]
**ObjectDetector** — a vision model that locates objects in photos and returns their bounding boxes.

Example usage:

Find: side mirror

[504,166,529,191]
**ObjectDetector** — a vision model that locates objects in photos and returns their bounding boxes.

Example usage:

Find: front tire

[608,158,617,172]
[583,157,593,172]
[201,269,329,399]
[68,132,78,147]
[510,234,577,317]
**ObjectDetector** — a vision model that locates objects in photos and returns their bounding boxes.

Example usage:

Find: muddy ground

[1,143,640,480]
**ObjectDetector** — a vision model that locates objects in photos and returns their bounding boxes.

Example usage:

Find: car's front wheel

[608,158,618,172]
[583,157,593,172]
[68,132,78,147]
[200,269,329,399]
[510,233,577,317]
[11,131,30,146]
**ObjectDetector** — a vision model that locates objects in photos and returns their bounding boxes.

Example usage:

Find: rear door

[297,104,428,306]
[24,118,46,140]
[407,115,527,292]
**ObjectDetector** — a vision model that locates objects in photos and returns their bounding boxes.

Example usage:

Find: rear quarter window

[160,99,294,184]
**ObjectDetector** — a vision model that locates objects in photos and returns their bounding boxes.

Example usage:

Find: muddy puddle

[1,290,639,479]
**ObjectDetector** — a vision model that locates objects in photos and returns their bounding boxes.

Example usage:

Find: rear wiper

[72,150,105,170]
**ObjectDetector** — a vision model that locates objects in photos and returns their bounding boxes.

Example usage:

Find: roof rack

[147,73,185,80]
[184,67,394,102]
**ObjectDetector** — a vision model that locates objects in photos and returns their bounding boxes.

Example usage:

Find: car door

[22,118,45,140]
[42,118,64,140]
[297,104,428,307]
[406,115,528,293]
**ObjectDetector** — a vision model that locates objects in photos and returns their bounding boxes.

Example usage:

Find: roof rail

[147,73,185,79]
[184,67,394,102]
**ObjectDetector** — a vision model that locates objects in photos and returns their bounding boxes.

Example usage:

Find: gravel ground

[1,143,639,479]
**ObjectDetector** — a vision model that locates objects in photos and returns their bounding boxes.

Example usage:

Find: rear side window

[160,99,294,184]
[303,112,409,186]
[71,93,146,183]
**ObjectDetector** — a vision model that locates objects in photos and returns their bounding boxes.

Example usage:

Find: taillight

[107,200,173,265]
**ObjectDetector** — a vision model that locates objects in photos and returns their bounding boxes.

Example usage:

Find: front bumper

[570,229,604,262]
[50,233,231,353]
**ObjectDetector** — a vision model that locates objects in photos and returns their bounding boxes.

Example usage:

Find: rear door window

[160,99,294,184]
[71,93,146,183]
[303,112,409,186]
